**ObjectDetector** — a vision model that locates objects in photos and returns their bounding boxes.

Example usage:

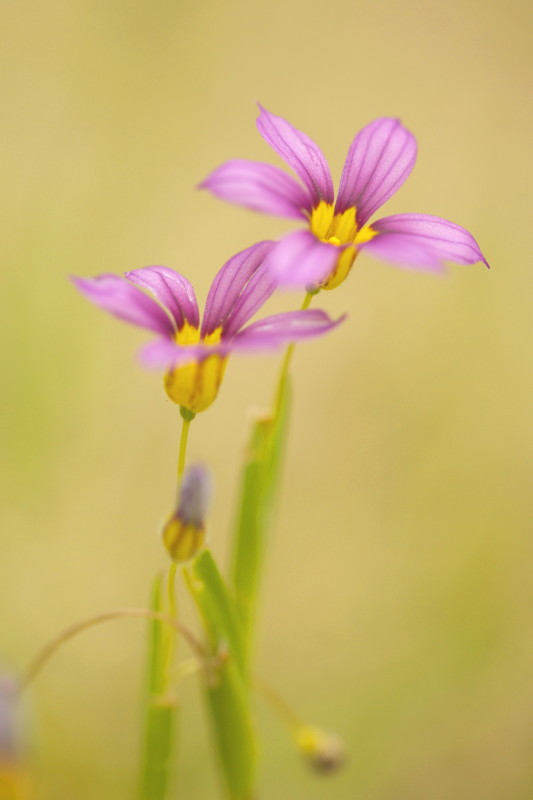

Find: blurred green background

[1,0,532,798]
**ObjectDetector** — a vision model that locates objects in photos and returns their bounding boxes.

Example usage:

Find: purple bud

[163,465,212,563]
[177,464,212,527]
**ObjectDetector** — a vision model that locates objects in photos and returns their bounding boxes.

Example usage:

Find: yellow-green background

[1,1,531,798]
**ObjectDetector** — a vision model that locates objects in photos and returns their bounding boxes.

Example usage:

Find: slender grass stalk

[230,290,314,659]
[19,607,206,692]
[178,408,195,482]
[161,563,179,696]
[229,376,291,661]
[139,409,194,800]
[253,676,302,733]
[185,551,255,800]
[139,575,179,800]
[273,291,314,413]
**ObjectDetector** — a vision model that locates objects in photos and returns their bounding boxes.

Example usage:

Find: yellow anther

[309,201,335,239]
[310,203,357,247]
[309,202,368,289]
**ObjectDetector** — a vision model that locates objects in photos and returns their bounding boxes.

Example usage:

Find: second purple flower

[201,106,489,289]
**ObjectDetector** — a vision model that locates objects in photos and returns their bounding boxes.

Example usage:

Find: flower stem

[167,563,178,621]
[19,608,207,692]
[273,291,314,412]
[177,415,192,484]
[163,563,178,689]
[253,675,303,733]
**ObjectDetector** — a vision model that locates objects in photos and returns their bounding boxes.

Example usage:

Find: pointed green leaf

[187,551,256,800]
[139,572,179,800]
[205,660,256,800]
[230,377,291,650]
[191,550,246,675]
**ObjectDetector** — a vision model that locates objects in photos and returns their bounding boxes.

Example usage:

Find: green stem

[163,564,178,689]
[167,563,178,621]
[273,291,314,412]
[19,607,206,691]
[140,578,179,800]
[177,415,192,484]
[253,675,303,734]
[166,412,194,677]
[185,551,256,800]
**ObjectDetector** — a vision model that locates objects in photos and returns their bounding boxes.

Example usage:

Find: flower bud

[0,675,32,798]
[163,464,212,563]
[295,725,346,774]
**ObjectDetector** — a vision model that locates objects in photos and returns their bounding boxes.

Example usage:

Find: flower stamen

[309,202,376,289]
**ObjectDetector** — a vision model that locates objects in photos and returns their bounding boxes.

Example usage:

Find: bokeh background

[1,1,532,798]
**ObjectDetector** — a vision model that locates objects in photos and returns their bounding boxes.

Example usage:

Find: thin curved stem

[19,607,207,692]
[253,675,303,733]
[273,291,314,412]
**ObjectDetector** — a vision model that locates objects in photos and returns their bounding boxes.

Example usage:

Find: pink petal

[256,105,334,207]
[199,159,310,220]
[336,118,417,226]
[232,309,345,351]
[266,230,341,289]
[71,274,174,335]
[202,241,275,337]
[221,256,278,337]
[139,338,228,369]
[360,213,489,271]
[126,266,199,329]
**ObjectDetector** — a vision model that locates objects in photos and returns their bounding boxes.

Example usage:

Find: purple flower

[200,107,489,289]
[72,242,343,413]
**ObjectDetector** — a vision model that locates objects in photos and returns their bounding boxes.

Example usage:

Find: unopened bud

[0,675,32,798]
[295,725,346,774]
[163,464,212,563]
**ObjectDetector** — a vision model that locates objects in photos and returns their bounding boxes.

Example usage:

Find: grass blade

[230,377,291,650]
[187,551,255,800]
[139,572,179,800]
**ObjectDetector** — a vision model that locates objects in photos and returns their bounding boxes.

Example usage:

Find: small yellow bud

[163,465,212,563]
[163,518,205,563]
[295,725,347,774]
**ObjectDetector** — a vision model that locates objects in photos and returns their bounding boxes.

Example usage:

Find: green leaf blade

[230,378,291,649]
[191,550,246,675]
[187,551,256,800]
[139,572,179,800]
[206,662,256,800]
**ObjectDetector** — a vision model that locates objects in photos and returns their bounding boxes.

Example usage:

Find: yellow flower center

[163,322,227,413]
[309,202,376,290]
